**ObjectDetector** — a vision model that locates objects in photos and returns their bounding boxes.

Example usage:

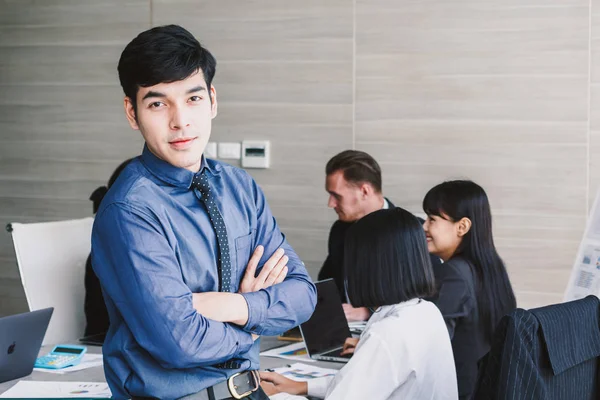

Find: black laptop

[299,279,353,363]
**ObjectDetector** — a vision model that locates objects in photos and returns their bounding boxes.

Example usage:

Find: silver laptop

[0,307,53,383]
[299,279,353,363]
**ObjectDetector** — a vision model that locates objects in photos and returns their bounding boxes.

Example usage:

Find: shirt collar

[366,298,422,328]
[140,144,219,189]
[382,198,389,210]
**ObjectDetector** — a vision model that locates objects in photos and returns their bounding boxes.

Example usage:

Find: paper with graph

[0,381,111,398]
[260,342,316,362]
[269,363,338,382]
[564,188,600,301]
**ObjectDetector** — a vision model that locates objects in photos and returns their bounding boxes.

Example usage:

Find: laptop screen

[300,279,352,356]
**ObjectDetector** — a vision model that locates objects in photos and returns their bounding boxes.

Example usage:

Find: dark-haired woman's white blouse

[270,298,458,400]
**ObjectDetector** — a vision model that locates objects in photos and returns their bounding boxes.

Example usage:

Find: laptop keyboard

[321,349,352,359]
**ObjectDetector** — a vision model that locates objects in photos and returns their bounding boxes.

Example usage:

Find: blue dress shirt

[91,146,317,399]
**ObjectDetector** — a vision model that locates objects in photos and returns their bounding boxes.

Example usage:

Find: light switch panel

[218,142,242,159]
[204,142,217,158]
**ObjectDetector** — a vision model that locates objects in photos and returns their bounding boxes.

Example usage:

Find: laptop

[299,279,353,363]
[0,307,53,383]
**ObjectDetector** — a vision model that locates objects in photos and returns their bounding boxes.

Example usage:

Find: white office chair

[7,217,94,345]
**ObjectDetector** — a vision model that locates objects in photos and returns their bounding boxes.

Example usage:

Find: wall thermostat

[241,140,270,169]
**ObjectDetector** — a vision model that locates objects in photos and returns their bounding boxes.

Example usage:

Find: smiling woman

[423,180,516,400]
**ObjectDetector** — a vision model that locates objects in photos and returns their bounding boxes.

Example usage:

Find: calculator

[34,344,87,369]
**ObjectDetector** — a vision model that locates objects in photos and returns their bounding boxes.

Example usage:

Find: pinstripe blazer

[474,295,600,400]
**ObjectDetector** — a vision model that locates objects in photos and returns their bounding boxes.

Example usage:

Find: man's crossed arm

[192,245,289,330]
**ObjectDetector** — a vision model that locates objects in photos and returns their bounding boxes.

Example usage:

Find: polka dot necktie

[191,171,232,292]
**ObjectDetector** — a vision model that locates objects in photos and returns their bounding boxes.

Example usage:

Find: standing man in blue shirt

[91,25,317,400]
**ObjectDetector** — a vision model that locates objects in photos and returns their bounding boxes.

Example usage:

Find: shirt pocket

[233,231,254,289]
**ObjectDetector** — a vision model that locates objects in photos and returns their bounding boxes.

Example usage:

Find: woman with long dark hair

[423,180,516,399]
[260,208,458,400]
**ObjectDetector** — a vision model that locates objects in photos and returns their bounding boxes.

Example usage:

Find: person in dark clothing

[422,180,517,400]
[83,158,134,336]
[318,203,395,301]
[318,150,441,322]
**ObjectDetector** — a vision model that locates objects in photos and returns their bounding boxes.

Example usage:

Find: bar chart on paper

[565,188,600,301]
[0,381,111,398]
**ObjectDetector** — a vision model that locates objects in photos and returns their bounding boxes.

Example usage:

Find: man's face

[124,70,217,172]
[325,170,366,222]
